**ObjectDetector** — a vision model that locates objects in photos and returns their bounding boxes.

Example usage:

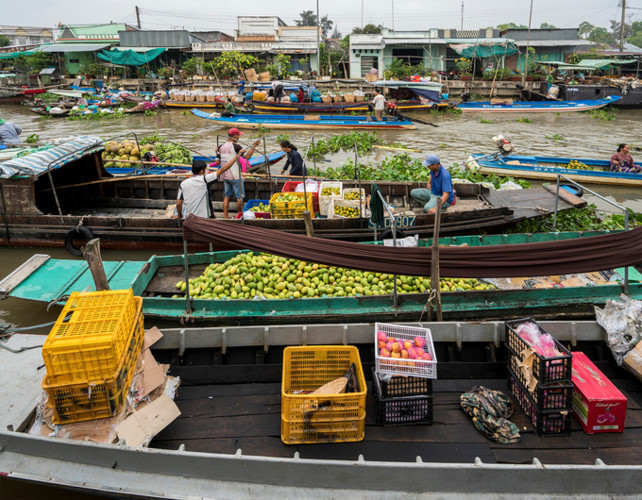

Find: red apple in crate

[403,340,413,350]
[378,340,386,349]
[391,351,401,359]
[387,336,397,344]
[407,347,417,359]
[414,336,426,348]
[414,347,425,357]
[422,352,433,361]
[377,331,387,343]
[391,342,401,353]
[379,348,391,358]
[401,349,409,359]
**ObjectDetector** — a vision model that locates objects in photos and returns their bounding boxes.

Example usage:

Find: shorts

[224,179,245,199]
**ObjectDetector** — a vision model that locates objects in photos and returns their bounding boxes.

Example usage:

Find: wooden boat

[466,153,642,187]
[1,320,642,498]
[191,109,417,130]
[29,106,70,118]
[3,230,639,324]
[457,95,620,112]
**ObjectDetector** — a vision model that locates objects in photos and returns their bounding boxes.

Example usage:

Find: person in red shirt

[296,87,305,103]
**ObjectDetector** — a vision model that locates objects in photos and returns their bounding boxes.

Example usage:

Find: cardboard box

[571,352,627,434]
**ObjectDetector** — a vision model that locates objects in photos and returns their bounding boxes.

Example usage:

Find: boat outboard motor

[492,135,514,156]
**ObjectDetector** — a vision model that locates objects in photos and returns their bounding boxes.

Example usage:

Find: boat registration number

[368,214,417,229]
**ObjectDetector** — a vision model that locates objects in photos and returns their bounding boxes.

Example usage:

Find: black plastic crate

[372,369,433,426]
[507,353,573,411]
[505,318,572,386]
[508,370,572,436]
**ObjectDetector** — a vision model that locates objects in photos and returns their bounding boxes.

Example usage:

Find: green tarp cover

[575,58,638,69]
[0,51,37,59]
[97,48,165,66]
[450,41,518,59]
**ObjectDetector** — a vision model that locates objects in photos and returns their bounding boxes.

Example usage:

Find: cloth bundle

[460,386,521,444]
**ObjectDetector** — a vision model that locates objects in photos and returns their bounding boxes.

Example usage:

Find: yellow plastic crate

[43,291,139,384]
[43,308,145,424]
[269,192,315,219]
[281,345,367,444]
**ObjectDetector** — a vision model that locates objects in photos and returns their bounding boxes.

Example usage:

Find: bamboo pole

[430,199,443,322]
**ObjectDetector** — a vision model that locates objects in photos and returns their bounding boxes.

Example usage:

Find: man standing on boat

[0,118,22,145]
[175,151,245,219]
[271,80,284,102]
[410,154,455,213]
[371,89,386,121]
[217,128,261,219]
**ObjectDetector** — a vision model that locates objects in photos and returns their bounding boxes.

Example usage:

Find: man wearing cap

[410,154,455,213]
[216,128,261,219]
[0,119,22,145]
[175,150,245,219]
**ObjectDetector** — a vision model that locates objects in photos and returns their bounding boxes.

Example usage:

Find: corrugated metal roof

[512,40,593,47]
[38,43,112,53]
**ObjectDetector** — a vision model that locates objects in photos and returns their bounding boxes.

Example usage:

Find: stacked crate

[41,289,144,424]
[372,323,437,426]
[505,318,573,436]
[281,345,367,444]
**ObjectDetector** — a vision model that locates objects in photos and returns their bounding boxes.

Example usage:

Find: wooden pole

[82,238,110,291]
[302,211,315,237]
[430,199,442,321]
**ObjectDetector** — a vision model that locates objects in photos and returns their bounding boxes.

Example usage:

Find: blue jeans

[224,179,245,199]
[411,188,451,212]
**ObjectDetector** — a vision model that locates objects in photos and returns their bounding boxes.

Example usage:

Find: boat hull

[457,96,620,112]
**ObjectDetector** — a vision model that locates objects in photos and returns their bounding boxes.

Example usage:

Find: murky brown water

[1,102,641,330]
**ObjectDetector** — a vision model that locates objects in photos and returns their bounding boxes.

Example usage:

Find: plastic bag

[595,294,642,365]
[383,234,419,247]
[294,179,320,193]
[241,210,256,220]
[497,180,523,191]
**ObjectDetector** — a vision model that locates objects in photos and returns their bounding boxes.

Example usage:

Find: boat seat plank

[492,448,601,465]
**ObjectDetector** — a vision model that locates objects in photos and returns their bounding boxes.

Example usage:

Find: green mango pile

[173,252,495,300]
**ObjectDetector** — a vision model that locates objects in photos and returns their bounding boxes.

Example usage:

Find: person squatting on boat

[271,80,284,103]
[371,89,386,121]
[279,140,308,176]
[222,97,236,117]
[216,128,261,219]
[610,144,641,174]
[410,154,455,213]
[0,118,22,145]
[174,150,245,219]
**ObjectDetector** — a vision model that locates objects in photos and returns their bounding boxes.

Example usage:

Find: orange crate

[43,291,139,384]
[269,192,315,219]
[281,345,367,444]
[43,308,145,424]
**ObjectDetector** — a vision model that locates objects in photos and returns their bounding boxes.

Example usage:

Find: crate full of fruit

[318,181,343,216]
[375,322,437,379]
[269,192,315,219]
[330,199,367,219]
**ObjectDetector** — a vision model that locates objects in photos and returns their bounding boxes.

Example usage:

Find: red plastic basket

[282,181,319,213]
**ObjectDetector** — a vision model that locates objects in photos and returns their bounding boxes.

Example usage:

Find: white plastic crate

[374,322,437,379]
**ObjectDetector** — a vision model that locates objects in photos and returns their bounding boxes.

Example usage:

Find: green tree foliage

[385,58,430,79]
[0,35,10,47]
[211,51,258,78]
[275,53,291,78]
[539,23,558,29]
[627,20,642,48]
[352,24,384,34]
[497,22,528,30]
[296,10,334,38]
[181,57,201,77]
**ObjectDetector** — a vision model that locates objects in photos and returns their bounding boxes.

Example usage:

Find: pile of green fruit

[566,160,600,171]
[334,205,361,218]
[344,190,362,201]
[274,193,304,203]
[250,202,270,212]
[173,252,495,300]
[102,140,154,168]
[321,187,341,196]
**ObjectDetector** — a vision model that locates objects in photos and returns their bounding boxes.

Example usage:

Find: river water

[0,102,641,498]
[1,102,641,331]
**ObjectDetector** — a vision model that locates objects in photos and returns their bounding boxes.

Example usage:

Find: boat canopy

[182,215,642,278]
[97,48,166,66]
[538,59,638,71]
[449,39,518,58]
[0,136,103,179]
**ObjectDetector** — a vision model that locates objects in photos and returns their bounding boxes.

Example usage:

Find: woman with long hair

[279,140,307,176]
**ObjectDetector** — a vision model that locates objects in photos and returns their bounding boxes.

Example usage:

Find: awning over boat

[182,216,642,278]
[575,58,638,69]
[0,136,104,179]
[37,43,113,53]
[449,40,518,58]
[97,48,165,66]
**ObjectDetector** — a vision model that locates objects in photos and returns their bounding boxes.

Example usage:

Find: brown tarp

[182,215,642,278]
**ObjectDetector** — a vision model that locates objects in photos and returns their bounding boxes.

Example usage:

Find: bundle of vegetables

[154,142,191,165]
[102,139,154,168]
[173,252,495,300]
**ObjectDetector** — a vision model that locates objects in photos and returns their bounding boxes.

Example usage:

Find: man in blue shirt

[0,118,22,145]
[410,154,455,213]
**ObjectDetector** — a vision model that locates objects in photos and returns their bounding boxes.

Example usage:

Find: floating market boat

[1,319,641,499]
[191,109,417,130]
[0,137,587,253]
[466,153,642,187]
[456,95,620,112]
[2,229,640,324]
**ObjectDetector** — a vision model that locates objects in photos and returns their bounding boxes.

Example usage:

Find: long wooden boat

[191,109,417,130]
[457,95,620,112]
[0,138,587,252]
[1,320,641,498]
[466,153,642,187]
[2,230,639,324]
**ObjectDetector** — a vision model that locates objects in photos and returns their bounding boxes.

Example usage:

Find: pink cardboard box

[572,352,627,434]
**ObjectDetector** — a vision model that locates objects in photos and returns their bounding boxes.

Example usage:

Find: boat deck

[151,344,642,466]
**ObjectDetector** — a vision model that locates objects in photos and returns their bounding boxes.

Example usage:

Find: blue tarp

[97,48,165,66]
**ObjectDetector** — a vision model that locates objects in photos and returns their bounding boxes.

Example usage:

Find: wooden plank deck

[150,348,642,466]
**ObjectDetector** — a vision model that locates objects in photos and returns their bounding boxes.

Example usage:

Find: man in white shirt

[271,80,284,102]
[371,89,386,121]
[175,149,244,219]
